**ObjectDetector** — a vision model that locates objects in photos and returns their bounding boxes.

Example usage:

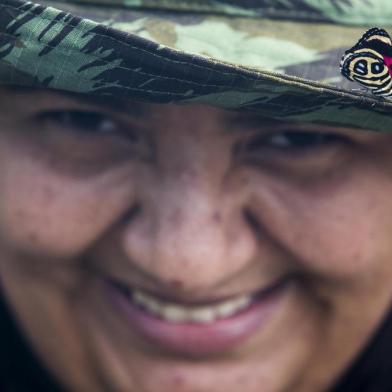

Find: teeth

[133,291,161,315]
[161,305,188,322]
[216,296,251,317]
[131,290,252,324]
[188,307,216,323]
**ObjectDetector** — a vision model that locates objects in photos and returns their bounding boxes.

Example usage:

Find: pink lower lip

[105,279,289,357]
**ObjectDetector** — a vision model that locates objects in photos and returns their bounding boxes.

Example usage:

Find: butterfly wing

[352,27,392,52]
[340,27,392,97]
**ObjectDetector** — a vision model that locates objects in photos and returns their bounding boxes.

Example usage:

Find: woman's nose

[121,166,257,291]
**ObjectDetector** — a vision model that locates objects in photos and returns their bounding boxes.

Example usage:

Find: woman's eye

[244,131,350,154]
[37,110,120,134]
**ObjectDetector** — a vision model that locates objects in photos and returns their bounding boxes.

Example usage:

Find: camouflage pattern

[50,0,392,25]
[2,0,392,131]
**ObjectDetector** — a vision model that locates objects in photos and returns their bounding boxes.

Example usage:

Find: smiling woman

[1,86,392,392]
[2,1,392,392]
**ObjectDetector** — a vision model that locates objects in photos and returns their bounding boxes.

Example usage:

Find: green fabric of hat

[2,0,392,131]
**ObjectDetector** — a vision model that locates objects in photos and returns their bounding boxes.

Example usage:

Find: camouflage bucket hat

[2,0,392,131]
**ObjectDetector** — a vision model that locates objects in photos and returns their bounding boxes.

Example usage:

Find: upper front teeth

[132,290,252,323]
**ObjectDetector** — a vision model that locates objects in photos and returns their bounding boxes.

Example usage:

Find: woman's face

[1,88,392,392]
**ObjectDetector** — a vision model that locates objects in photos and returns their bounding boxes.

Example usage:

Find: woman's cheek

[246,164,392,281]
[0,155,138,259]
[300,176,392,279]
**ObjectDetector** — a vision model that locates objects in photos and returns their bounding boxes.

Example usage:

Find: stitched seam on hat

[1,4,265,82]
[0,29,371,103]
[0,74,278,98]
[1,52,341,101]
[0,67,382,111]
[0,31,261,90]
[0,69,199,96]
[242,104,378,115]
[0,76,344,106]
[0,46,331,99]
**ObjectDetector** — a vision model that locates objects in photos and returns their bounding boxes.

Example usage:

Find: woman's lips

[104,278,290,357]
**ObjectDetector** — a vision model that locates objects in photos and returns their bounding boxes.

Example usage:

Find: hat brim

[1,0,392,131]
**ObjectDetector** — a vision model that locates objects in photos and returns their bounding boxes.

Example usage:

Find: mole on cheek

[172,374,186,387]
[42,187,58,204]
[27,232,39,244]
[14,208,27,220]
[169,209,183,227]
[212,212,222,223]
[169,279,183,289]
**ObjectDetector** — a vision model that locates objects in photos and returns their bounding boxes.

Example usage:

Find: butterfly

[340,27,392,98]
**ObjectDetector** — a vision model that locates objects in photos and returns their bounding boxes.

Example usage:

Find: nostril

[168,279,184,289]
[243,208,263,240]
[120,203,141,225]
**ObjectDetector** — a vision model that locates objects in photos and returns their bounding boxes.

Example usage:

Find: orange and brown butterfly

[340,27,392,98]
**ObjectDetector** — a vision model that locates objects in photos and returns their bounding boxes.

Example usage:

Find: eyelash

[36,109,140,139]
[39,109,111,129]
[242,131,351,154]
[36,110,350,158]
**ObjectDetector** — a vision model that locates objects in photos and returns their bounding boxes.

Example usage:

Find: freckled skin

[1,88,392,392]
